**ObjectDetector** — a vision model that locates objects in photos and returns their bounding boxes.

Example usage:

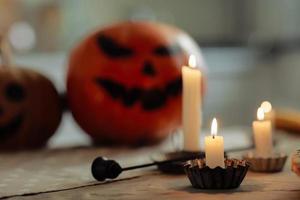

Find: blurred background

[1,0,299,147]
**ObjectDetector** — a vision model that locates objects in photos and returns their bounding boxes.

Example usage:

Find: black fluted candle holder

[183,158,249,189]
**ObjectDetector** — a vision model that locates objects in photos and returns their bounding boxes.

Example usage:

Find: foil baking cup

[184,158,249,189]
[243,152,287,172]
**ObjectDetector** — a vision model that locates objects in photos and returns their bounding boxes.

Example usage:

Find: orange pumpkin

[0,38,62,150]
[67,21,205,145]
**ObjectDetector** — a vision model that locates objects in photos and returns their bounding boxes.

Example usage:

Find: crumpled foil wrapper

[243,152,287,172]
[183,158,249,189]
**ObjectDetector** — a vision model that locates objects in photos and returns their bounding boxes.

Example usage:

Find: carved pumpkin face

[0,67,62,150]
[67,21,205,145]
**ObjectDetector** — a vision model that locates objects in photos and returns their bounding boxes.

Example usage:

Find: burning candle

[253,107,273,157]
[182,55,202,152]
[205,118,225,168]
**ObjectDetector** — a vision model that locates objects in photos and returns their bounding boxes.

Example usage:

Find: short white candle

[182,55,202,152]
[253,107,273,157]
[205,118,225,168]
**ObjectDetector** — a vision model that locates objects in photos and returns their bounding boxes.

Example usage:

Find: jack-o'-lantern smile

[94,77,182,110]
[0,114,23,140]
[93,34,184,110]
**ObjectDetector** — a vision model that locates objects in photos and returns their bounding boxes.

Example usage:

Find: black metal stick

[122,155,199,171]
[91,154,202,181]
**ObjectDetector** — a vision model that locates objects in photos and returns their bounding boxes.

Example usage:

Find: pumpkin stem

[0,35,14,67]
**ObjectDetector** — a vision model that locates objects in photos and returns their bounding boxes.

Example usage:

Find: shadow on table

[174,180,266,194]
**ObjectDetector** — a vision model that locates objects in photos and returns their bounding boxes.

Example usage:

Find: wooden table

[0,132,299,200]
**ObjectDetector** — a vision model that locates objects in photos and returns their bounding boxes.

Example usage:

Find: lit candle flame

[257,107,265,121]
[261,101,272,113]
[211,118,218,138]
[188,54,197,68]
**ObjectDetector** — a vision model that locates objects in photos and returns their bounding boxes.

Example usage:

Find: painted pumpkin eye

[97,35,133,58]
[153,44,182,56]
[5,83,26,102]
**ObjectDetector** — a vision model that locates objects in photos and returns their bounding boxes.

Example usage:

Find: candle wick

[212,135,215,139]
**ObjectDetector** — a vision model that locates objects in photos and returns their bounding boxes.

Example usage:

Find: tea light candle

[253,107,273,157]
[182,55,202,152]
[205,118,225,168]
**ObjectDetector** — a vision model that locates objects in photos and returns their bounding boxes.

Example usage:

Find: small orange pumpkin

[0,37,62,150]
[67,21,205,145]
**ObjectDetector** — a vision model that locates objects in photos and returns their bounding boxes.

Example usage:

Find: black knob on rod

[91,157,122,181]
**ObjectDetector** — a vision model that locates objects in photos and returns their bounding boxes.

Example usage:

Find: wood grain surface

[0,131,299,200]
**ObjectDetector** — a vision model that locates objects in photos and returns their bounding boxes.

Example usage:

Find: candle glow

[261,101,274,122]
[188,55,197,68]
[257,107,265,121]
[261,101,272,113]
[211,118,218,138]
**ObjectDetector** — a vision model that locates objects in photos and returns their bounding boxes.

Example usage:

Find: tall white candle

[205,118,225,168]
[182,55,202,152]
[253,107,273,157]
